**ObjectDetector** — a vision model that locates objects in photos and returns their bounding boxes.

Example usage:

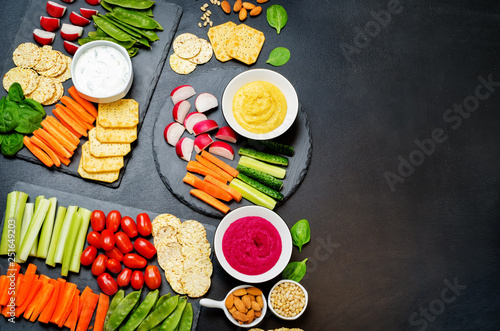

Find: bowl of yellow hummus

[222,69,299,140]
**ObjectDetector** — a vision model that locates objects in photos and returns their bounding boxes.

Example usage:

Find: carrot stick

[60,96,95,124]
[93,293,109,331]
[68,86,98,118]
[0,276,7,303]
[78,286,93,317]
[195,154,234,182]
[0,263,20,306]
[183,172,232,201]
[30,135,61,167]
[44,116,81,144]
[41,118,79,150]
[53,107,88,137]
[38,279,62,323]
[2,273,22,318]
[33,128,72,158]
[201,150,239,177]
[190,189,230,214]
[53,149,71,166]
[56,104,94,131]
[75,292,99,331]
[50,281,77,327]
[23,136,54,168]
[26,282,54,321]
[204,174,243,202]
[15,276,41,318]
[16,264,37,307]
[186,161,228,183]
[64,290,80,330]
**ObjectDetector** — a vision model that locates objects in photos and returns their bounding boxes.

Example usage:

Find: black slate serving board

[1,0,182,188]
[151,66,313,218]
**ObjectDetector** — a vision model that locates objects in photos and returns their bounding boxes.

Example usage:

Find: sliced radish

[85,0,102,5]
[80,7,99,19]
[63,40,79,55]
[69,11,91,26]
[215,126,238,143]
[46,1,67,18]
[176,137,194,161]
[33,29,55,45]
[170,85,196,105]
[173,100,191,124]
[192,119,218,136]
[195,92,218,112]
[61,0,75,3]
[60,23,83,41]
[183,112,207,134]
[40,16,60,32]
[209,141,234,160]
[164,122,185,146]
[194,134,213,154]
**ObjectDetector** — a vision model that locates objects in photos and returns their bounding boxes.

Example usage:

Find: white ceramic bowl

[71,40,133,103]
[268,279,308,320]
[221,69,299,140]
[214,205,293,283]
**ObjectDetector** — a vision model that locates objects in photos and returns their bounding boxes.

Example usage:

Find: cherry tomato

[80,246,97,266]
[131,270,144,290]
[134,238,157,259]
[136,213,152,237]
[91,210,106,232]
[97,273,118,296]
[100,229,116,251]
[144,265,162,290]
[123,253,147,269]
[121,216,138,238]
[106,258,122,274]
[87,231,102,249]
[106,210,121,233]
[116,268,132,287]
[115,231,133,254]
[91,254,108,276]
[105,247,124,262]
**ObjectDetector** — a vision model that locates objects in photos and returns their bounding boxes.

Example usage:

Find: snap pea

[107,290,142,331]
[100,0,115,12]
[78,36,136,50]
[104,290,125,331]
[154,293,171,310]
[159,297,187,331]
[105,0,155,10]
[93,15,134,42]
[127,47,138,57]
[98,14,142,39]
[120,290,159,331]
[177,303,193,331]
[112,7,162,30]
[107,14,159,41]
[138,295,179,331]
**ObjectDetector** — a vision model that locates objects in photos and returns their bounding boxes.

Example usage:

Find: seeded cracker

[188,39,213,64]
[207,21,237,62]
[95,121,137,143]
[13,43,41,69]
[27,76,55,104]
[78,154,120,183]
[40,51,66,78]
[173,33,202,59]
[169,54,197,75]
[3,67,37,93]
[98,99,139,128]
[88,128,131,157]
[33,46,58,72]
[81,142,124,173]
[54,56,72,83]
[42,79,64,105]
[227,24,265,65]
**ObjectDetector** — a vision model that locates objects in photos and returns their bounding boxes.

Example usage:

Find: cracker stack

[169,33,214,75]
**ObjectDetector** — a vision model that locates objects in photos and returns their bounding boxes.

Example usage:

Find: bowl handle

[199,298,225,310]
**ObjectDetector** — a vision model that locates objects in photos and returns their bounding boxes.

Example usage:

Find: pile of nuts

[270,281,307,318]
[221,0,266,21]
[225,286,264,325]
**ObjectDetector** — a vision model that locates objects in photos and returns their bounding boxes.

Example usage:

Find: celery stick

[37,197,57,259]
[17,198,50,262]
[15,203,34,263]
[46,206,67,267]
[30,196,44,257]
[229,178,277,210]
[14,192,29,253]
[69,207,92,274]
[61,212,82,277]
[0,192,19,255]
[54,205,78,265]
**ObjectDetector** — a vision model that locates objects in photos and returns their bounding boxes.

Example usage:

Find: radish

[176,137,194,161]
[40,16,60,32]
[192,119,218,136]
[194,134,213,154]
[60,23,83,41]
[209,141,235,160]
[80,8,99,19]
[85,0,102,5]
[172,100,191,124]
[164,122,185,146]
[33,29,55,45]
[215,126,238,143]
[183,112,207,134]
[61,0,75,3]
[63,40,79,55]
[46,1,66,18]
[69,11,91,26]
[170,85,196,105]
[195,93,218,112]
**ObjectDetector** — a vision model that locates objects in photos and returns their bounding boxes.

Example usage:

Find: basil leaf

[267,5,288,34]
[266,47,290,66]
[291,219,310,252]
[22,98,45,117]
[7,82,24,103]
[15,106,43,134]
[1,132,24,156]
[0,97,20,134]
[282,258,308,282]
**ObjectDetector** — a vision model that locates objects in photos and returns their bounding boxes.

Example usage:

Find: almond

[255,310,262,317]
[233,0,242,12]
[239,7,248,21]
[231,309,249,322]
[242,295,252,309]
[246,309,255,323]
[233,297,247,313]
[232,288,247,296]
[256,295,264,309]
[225,294,234,309]
[247,287,263,296]
[229,306,237,314]
[251,300,261,312]
[256,0,268,3]
[221,0,231,14]
[242,2,255,10]
[249,6,262,16]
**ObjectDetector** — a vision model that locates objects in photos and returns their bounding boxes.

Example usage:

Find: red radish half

[69,11,91,26]
[63,40,79,55]
[183,112,207,134]
[46,1,67,18]
[195,92,218,112]
[85,0,102,5]
[80,7,99,19]
[40,16,60,32]
[61,0,75,3]
[173,100,191,124]
[60,23,83,41]
[176,137,194,161]
[164,122,185,146]
[194,134,213,154]
[215,126,238,143]
[192,119,218,136]
[208,141,234,160]
[33,29,55,45]
[170,85,196,105]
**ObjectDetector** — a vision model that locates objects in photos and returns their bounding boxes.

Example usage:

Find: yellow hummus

[232,81,287,134]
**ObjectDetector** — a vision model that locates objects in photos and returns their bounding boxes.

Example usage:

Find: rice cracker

[188,39,213,65]
[169,54,197,75]
[207,21,237,62]
[95,121,137,143]
[2,67,38,94]
[173,33,202,59]
[12,43,41,69]
[98,99,139,128]
[53,56,72,83]
[27,76,56,104]
[81,142,124,173]
[33,46,58,72]
[42,79,64,106]
[88,127,131,157]
[227,24,265,65]
[39,51,67,78]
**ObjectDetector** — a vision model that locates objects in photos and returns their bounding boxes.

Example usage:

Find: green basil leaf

[282,258,308,282]
[15,107,43,134]
[1,132,24,156]
[0,97,20,134]
[267,5,288,34]
[7,82,24,102]
[266,47,291,66]
[291,219,310,252]
[22,98,45,117]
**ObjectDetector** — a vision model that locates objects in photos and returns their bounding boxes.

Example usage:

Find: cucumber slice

[237,173,284,201]
[238,156,286,179]
[229,178,277,210]
[236,165,283,191]
[238,147,288,166]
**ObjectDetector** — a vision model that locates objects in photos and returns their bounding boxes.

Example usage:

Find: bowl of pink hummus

[214,205,293,283]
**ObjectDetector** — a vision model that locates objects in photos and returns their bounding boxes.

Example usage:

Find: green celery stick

[15,203,34,263]
[18,198,50,262]
[0,192,19,255]
[14,192,29,253]
[46,206,67,267]
[54,206,78,265]
[69,207,92,274]
[37,197,58,258]
[61,212,82,277]
[30,196,44,257]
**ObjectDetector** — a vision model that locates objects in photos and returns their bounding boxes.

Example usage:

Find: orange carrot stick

[38,279,62,324]
[26,282,54,321]
[201,150,239,177]
[0,276,7,303]
[186,161,227,183]
[23,136,54,168]
[30,135,61,167]
[44,116,81,144]
[60,95,95,124]
[195,154,234,182]
[50,281,77,327]
[190,189,230,214]
[16,264,37,307]
[39,121,78,152]
[78,286,93,317]
[33,128,72,158]
[56,104,94,131]
[52,107,88,137]
[93,293,109,331]
[183,172,232,201]
[0,263,20,306]
[15,276,41,318]
[75,292,99,331]
[2,273,23,318]
[204,174,242,202]
[63,290,80,330]
[68,86,98,118]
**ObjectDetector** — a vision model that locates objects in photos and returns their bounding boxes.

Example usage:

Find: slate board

[151,66,313,218]
[0,181,215,330]
[1,0,182,188]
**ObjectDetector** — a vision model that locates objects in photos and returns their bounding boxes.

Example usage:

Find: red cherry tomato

[136,213,152,237]
[105,247,124,262]
[106,258,122,274]
[123,253,147,269]
[100,229,116,251]
[134,238,157,259]
[91,254,108,276]
[131,270,144,290]
[106,210,121,233]
[115,231,133,254]
[87,231,102,249]
[80,246,97,266]
[121,216,138,238]
[91,210,106,232]
[116,268,132,287]
[144,265,162,290]
[97,273,118,296]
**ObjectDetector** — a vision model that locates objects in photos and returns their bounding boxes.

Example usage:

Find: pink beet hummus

[222,216,282,275]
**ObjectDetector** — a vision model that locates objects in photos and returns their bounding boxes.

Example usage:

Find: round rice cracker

[54,56,72,83]
[2,67,38,94]
[156,242,183,270]
[42,79,64,105]
[33,46,58,72]
[181,271,211,298]
[169,54,196,75]
[164,258,186,295]
[13,43,41,69]
[183,254,213,277]
[28,76,56,104]
[173,33,202,59]
[40,51,66,78]
[188,39,213,65]
[177,220,207,246]
[152,213,182,237]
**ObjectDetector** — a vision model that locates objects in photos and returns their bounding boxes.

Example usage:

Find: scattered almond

[242,2,256,10]
[249,6,262,16]
[256,0,269,3]
[239,7,248,21]
[234,0,242,12]
[221,0,231,14]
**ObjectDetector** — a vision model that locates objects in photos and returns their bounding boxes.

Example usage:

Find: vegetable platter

[151,66,312,217]
[0,0,183,187]
[0,181,215,330]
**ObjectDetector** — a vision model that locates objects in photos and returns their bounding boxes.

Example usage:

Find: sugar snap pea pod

[127,47,138,57]
[105,0,155,10]
[101,0,115,12]
[120,290,159,331]
[154,293,171,310]
[112,7,161,30]
[159,297,187,331]
[101,14,142,38]
[93,15,134,42]
[107,13,159,41]
[177,303,193,331]
[107,290,142,331]
[138,295,179,331]
[104,290,125,331]
[78,36,136,49]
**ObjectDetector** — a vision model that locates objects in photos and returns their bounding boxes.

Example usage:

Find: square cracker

[88,127,130,157]
[78,151,120,183]
[227,24,265,65]
[96,121,137,143]
[207,21,237,62]
[98,99,139,128]
[81,142,124,173]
